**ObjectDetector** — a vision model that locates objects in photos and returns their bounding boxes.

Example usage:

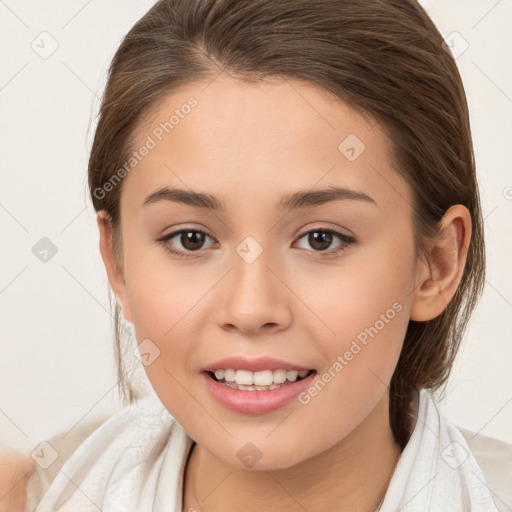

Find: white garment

[31,389,508,512]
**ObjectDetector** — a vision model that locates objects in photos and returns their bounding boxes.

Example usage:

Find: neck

[182,393,401,512]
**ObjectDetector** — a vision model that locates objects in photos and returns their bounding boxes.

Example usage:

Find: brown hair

[88,0,485,450]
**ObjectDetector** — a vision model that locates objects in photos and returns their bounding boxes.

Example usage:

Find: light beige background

[1,0,511,453]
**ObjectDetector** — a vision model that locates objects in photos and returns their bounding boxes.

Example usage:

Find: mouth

[202,366,317,414]
[205,368,316,391]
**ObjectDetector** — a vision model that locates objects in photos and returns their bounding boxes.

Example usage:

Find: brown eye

[180,230,206,251]
[308,231,333,251]
[156,228,216,258]
[295,228,355,255]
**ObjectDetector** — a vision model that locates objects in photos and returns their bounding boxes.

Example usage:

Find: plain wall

[1,0,511,453]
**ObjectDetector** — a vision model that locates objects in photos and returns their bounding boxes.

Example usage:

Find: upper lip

[202,356,313,373]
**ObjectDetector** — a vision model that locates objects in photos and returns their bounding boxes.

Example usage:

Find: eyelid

[293,227,356,255]
[156,225,356,258]
[295,223,355,240]
[156,226,217,248]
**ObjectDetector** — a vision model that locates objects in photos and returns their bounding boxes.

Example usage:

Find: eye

[294,228,355,255]
[156,227,355,259]
[156,228,216,258]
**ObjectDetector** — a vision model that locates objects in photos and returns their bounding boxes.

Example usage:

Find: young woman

[11,0,512,510]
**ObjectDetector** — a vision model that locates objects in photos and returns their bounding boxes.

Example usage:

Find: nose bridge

[215,235,291,333]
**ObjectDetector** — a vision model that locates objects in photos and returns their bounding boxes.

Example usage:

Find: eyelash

[156,227,355,259]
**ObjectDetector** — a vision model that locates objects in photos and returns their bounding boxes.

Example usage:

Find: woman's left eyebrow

[277,186,377,211]
[142,185,377,211]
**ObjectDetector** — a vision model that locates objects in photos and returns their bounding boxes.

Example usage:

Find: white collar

[34,388,499,511]
[153,389,499,511]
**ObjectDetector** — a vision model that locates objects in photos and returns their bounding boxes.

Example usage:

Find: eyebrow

[142,185,377,211]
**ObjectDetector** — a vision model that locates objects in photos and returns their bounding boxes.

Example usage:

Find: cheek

[293,265,411,435]
[298,237,413,339]
[126,271,207,365]
[125,267,206,418]
[122,227,208,332]
[120,241,203,381]
[295,234,414,391]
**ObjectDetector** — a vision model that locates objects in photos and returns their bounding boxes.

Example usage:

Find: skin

[0,445,35,512]
[97,75,471,511]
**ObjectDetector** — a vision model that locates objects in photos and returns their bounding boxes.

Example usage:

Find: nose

[214,246,292,335]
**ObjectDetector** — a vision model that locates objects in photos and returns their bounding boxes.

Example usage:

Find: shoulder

[457,426,512,512]
[0,446,36,512]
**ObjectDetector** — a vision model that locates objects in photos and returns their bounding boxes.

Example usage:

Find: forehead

[122,75,413,217]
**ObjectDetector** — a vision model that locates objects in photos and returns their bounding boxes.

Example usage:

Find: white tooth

[216,368,307,386]
[286,370,299,382]
[237,384,250,390]
[253,370,274,386]
[235,370,254,385]
[273,369,287,384]
[269,383,281,390]
[224,369,236,382]
[255,385,269,391]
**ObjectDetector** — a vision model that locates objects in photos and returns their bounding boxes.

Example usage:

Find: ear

[97,211,133,324]
[410,204,472,321]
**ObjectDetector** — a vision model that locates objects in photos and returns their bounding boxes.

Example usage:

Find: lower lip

[201,371,316,414]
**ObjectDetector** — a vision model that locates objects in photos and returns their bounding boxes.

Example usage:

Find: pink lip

[202,356,313,372]
[201,371,316,414]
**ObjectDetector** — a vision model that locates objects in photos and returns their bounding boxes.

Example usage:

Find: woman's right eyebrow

[142,185,377,212]
[143,186,223,210]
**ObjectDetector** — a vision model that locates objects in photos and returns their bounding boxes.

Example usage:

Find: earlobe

[410,205,472,322]
[97,211,133,324]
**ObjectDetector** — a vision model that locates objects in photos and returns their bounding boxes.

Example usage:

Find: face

[110,76,421,469]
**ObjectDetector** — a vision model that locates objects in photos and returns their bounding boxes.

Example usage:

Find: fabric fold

[33,389,500,512]
[380,390,498,511]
